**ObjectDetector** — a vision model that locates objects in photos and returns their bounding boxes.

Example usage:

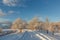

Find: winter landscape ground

[0,29,60,40]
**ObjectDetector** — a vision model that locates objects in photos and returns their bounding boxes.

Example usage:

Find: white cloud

[8,10,14,14]
[0,18,9,22]
[2,0,30,7]
[3,0,19,6]
[7,10,20,15]
[3,0,18,6]
[0,9,20,17]
[0,9,6,16]
[0,9,14,17]
[0,18,11,24]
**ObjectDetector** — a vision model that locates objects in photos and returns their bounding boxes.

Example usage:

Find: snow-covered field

[0,29,60,40]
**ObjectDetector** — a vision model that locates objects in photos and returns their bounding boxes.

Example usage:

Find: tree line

[0,17,60,34]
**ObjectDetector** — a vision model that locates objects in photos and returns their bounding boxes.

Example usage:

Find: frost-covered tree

[11,18,27,32]
[45,17,49,34]
[48,23,55,35]
[38,22,44,31]
[11,18,23,29]
[28,17,39,30]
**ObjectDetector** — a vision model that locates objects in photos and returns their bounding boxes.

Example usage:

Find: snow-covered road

[0,31,57,40]
[19,31,41,40]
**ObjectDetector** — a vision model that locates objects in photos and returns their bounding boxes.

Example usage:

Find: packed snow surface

[20,31,41,40]
[0,30,60,40]
[0,31,46,40]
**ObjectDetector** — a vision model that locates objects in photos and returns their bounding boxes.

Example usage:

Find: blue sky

[0,0,60,22]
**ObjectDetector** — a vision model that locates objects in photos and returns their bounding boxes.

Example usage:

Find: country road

[0,31,57,40]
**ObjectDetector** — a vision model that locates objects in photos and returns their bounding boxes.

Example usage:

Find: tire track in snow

[36,32,57,40]
[19,31,46,40]
[34,32,52,40]
[39,33,51,40]
[29,32,46,40]
[36,34,46,40]
[32,32,47,40]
